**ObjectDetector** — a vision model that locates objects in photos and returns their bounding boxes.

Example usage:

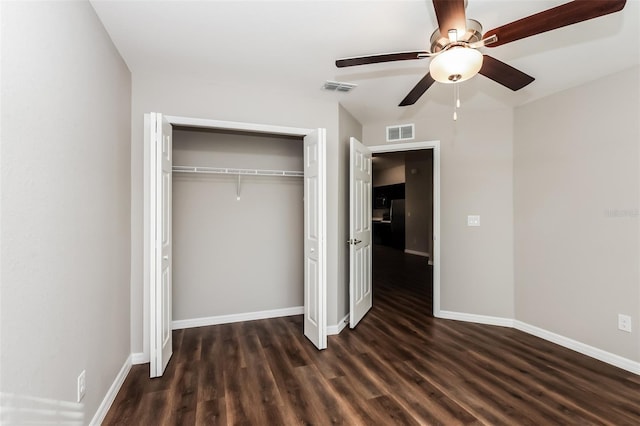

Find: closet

[171,127,304,324]
[145,113,327,378]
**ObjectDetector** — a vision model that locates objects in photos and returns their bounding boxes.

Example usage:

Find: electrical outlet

[77,370,86,402]
[618,314,632,333]
[467,215,480,227]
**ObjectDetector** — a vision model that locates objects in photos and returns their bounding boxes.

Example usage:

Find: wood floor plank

[366,395,421,426]
[329,338,386,399]
[390,360,481,426]
[165,360,198,425]
[327,375,383,425]
[103,244,640,425]
[476,334,637,424]
[261,343,301,393]
[293,364,357,424]
[405,356,519,425]
[132,390,172,426]
[299,344,346,380]
[197,325,225,403]
[101,365,147,425]
[194,398,226,425]
[222,367,253,425]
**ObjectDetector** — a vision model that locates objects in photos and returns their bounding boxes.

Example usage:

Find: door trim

[143,115,326,363]
[165,115,311,136]
[368,140,441,317]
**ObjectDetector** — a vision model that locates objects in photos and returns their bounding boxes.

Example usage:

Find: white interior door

[349,137,372,328]
[303,129,327,349]
[148,112,173,377]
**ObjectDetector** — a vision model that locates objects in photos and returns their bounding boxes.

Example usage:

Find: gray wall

[338,105,363,323]
[1,1,131,423]
[130,73,342,355]
[373,164,405,187]
[514,66,640,361]
[405,151,433,258]
[364,107,515,318]
[362,67,640,364]
[172,129,304,320]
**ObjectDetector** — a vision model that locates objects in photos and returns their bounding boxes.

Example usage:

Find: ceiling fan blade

[336,51,429,68]
[479,55,534,91]
[399,73,436,106]
[432,0,467,39]
[484,0,626,47]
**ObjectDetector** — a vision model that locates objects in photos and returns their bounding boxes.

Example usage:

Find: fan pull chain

[453,83,460,121]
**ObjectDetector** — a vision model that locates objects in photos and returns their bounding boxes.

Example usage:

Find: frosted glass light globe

[429,47,483,83]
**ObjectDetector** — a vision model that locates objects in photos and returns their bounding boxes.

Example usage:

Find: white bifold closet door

[147,112,173,378]
[144,113,327,377]
[147,114,328,379]
[303,129,327,350]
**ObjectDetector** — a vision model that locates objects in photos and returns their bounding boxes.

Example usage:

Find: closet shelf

[173,165,303,177]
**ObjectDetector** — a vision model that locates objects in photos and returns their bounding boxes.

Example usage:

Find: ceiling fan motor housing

[430,19,483,52]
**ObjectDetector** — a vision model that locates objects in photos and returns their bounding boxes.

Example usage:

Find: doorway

[367,141,441,317]
[372,149,434,315]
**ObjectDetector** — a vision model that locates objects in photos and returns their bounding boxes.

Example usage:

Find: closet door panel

[303,129,326,350]
[148,112,173,378]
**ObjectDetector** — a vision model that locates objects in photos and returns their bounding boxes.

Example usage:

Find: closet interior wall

[172,127,304,322]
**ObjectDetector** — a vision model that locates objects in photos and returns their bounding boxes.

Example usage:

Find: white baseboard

[514,320,640,375]
[89,354,132,426]
[404,249,430,258]
[131,352,149,365]
[435,311,640,375]
[327,313,350,335]
[437,310,514,327]
[172,306,304,330]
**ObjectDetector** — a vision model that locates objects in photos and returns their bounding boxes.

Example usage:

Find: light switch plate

[467,215,480,227]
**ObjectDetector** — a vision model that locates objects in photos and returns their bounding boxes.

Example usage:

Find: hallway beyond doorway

[372,243,433,316]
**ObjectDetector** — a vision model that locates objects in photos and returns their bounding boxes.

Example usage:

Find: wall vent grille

[322,80,357,92]
[386,124,415,142]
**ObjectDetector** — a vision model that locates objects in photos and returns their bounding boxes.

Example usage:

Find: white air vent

[386,124,414,142]
[322,80,357,92]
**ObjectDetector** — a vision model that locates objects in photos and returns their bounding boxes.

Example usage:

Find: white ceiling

[91,0,640,125]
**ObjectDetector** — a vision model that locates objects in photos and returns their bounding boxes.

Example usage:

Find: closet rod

[172,165,303,177]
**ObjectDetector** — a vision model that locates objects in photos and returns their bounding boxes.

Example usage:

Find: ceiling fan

[335,0,627,107]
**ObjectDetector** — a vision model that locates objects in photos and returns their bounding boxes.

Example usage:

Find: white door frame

[143,115,327,363]
[368,140,441,317]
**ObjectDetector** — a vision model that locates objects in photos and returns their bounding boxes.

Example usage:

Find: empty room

[1,0,639,424]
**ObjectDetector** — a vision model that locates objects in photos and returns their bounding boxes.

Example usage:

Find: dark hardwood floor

[104,245,640,425]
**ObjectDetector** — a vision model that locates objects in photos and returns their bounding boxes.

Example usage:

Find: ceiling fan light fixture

[429,47,483,84]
